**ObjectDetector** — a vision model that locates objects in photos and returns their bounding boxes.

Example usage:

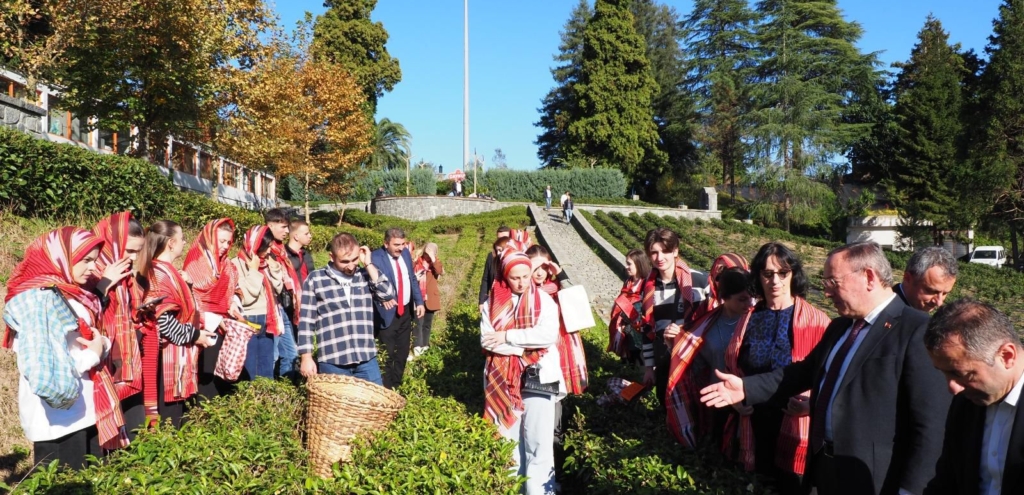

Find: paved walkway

[530,205,623,323]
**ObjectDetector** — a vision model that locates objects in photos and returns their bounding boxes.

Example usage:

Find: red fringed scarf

[4,227,128,450]
[183,218,238,316]
[690,253,748,324]
[238,226,282,336]
[721,297,829,474]
[483,254,546,429]
[538,280,588,395]
[414,255,430,300]
[270,239,301,325]
[93,212,144,401]
[506,229,532,252]
[640,259,694,341]
[141,260,201,424]
[666,306,751,448]
[607,277,643,358]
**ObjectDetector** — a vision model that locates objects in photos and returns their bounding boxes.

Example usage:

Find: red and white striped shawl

[607,277,643,359]
[538,280,587,395]
[690,253,749,324]
[93,212,144,401]
[183,218,238,317]
[722,297,829,474]
[483,253,546,429]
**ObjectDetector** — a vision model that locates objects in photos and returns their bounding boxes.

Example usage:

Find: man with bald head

[894,246,958,313]
[700,241,949,495]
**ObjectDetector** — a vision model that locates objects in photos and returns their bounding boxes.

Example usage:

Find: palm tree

[365,118,411,170]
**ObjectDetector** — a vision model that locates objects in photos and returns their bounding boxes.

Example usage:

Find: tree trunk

[304,172,311,224]
[1012,225,1020,271]
[336,203,347,227]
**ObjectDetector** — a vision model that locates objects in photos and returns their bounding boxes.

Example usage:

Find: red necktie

[394,257,404,316]
[809,318,869,453]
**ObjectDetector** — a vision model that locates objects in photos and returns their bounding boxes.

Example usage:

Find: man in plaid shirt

[298,233,395,385]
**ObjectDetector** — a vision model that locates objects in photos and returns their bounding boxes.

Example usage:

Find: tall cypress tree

[567,0,667,186]
[630,0,697,191]
[882,17,966,234]
[981,0,1024,240]
[535,0,591,168]
[682,0,759,196]
[748,0,880,231]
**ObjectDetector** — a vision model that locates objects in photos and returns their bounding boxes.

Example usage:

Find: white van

[968,246,1007,268]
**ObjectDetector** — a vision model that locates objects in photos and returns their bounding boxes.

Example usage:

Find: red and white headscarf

[691,253,749,324]
[93,212,144,400]
[184,218,238,316]
[237,226,282,336]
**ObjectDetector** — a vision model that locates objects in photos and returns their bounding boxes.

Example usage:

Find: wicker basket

[306,373,407,478]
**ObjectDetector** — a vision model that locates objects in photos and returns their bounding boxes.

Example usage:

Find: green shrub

[480,169,627,201]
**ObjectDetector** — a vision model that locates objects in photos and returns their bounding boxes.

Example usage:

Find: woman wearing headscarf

[722,242,829,494]
[412,242,443,358]
[526,245,587,396]
[666,266,753,449]
[229,225,285,380]
[480,251,563,495]
[135,220,217,428]
[690,253,749,324]
[607,249,652,363]
[91,212,147,441]
[3,227,125,468]
[183,218,247,399]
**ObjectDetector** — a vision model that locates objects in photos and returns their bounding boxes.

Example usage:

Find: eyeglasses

[760,270,792,280]
[821,268,864,290]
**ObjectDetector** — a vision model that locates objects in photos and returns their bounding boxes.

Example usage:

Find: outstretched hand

[699,369,746,408]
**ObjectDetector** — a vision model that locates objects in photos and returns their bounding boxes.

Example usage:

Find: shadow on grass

[1,448,29,487]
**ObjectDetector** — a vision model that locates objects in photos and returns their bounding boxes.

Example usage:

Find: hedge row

[479,168,627,201]
[349,168,438,201]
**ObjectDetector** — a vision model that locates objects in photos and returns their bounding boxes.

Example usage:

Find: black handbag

[521,365,560,395]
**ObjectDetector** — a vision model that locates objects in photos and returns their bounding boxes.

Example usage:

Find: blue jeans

[545,197,551,209]
[318,357,383,386]
[243,314,275,380]
[275,307,298,380]
[564,209,573,223]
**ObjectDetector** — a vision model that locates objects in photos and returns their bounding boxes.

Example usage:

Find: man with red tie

[699,242,949,495]
[371,228,425,390]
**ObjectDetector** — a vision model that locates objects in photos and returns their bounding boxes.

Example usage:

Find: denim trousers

[317,357,383,386]
[243,314,275,380]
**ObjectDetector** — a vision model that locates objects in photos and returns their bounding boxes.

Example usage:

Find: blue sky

[276,1,1004,173]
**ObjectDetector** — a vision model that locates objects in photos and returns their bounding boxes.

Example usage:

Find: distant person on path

[298,233,394,385]
[91,213,147,441]
[4,227,122,469]
[479,225,512,314]
[559,191,568,211]
[639,227,695,408]
[894,246,958,313]
[371,228,425,390]
[454,180,464,197]
[923,299,1024,495]
[412,242,444,359]
[562,193,574,224]
[376,186,386,198]
[480,251,564,495]
[544,185,553,210]
[135,220,217,428]
[231,225,286,380]
[607,249,651,363]
[720,243,829,494]
[666,267,752,451]
[700,242,950,495]
[183,218,245,401]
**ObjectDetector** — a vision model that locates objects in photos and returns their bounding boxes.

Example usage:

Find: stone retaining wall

[370,196,529,221]
[567,209,628,280]
[574,204,721,221]
[0,94,45,137]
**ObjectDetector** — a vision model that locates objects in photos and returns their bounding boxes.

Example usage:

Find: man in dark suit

[893,246,958,313]
[371,227,424,389]
[923,299,1024,495]
[700,241,949,495]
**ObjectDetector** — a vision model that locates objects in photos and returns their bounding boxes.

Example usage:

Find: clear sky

[275,1,1004,174]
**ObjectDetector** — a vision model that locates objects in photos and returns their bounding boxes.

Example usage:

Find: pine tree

[982,0,1024,227]
[882,16,966,234]
[535,0,591,168]
[682,0,759,196]
[630,0,697,194]
[567,0,667,186]
[747,0,880,231]
[313,0,401,114]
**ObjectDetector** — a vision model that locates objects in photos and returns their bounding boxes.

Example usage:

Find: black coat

[924,388,1024,495]
[744,296,950,495]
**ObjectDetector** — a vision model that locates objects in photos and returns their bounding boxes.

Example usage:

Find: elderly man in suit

[371,227,425,390]
[700,241,949,495]
[924,299,1024,495]
[894,246,958,313]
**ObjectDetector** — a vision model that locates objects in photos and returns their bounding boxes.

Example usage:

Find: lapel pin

[884,321,892,329]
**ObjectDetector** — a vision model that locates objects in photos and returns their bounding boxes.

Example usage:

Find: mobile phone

[136,295,167,311]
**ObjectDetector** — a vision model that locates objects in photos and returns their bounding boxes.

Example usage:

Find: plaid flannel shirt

[298,265,394,366]
[3,289,83,409]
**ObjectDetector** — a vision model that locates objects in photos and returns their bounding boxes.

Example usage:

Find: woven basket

[306,374,406,478]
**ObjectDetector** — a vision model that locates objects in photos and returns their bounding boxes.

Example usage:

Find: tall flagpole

[463,0,470,192]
